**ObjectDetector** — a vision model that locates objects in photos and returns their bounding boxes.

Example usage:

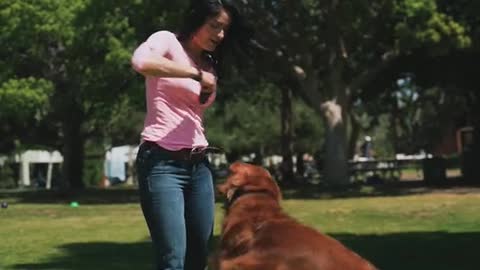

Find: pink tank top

[131,31,216,151]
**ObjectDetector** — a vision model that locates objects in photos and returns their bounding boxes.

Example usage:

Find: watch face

[193,68,202,82]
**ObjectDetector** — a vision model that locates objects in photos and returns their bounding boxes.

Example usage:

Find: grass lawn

[1,186,479,270]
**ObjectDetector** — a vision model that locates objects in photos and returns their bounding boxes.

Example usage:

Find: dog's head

[217,162,282,205]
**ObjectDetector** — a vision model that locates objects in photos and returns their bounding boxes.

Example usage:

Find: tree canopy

[1,0,478,188]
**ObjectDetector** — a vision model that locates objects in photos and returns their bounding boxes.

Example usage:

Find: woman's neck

[183,39,204,64]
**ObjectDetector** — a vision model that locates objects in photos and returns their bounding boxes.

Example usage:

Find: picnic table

[349,158,422,182]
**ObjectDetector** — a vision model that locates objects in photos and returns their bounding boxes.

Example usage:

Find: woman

[131,1,249,269]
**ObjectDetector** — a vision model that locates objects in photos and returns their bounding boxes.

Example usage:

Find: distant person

[361,136,374,159]
[131,1,251,269]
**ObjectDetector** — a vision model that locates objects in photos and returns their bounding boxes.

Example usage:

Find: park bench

[349,159,422,182]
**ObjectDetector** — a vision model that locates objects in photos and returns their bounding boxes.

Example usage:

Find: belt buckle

[189,147,205,162]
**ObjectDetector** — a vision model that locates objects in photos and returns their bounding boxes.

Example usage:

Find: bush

[0,164,16,189]
[83,158,104,187]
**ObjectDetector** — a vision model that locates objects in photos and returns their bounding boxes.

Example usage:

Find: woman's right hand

[199,70,217,93]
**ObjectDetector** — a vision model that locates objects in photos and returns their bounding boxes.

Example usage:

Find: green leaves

[206,81,281,153]
[0,77,53,121]
[205,80,324,154]
[0,0,80,67]
[394,0,471,53]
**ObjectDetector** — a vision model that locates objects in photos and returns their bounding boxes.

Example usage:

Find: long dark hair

[177,0,253,78]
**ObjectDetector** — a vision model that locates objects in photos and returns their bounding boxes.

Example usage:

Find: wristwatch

[192,68,203,82]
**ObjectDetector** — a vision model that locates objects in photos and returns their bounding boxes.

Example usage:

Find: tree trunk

[321,100,349,186]
[61,112,85,190]
[348,114,361,159]
[225,150,240,163]
[296,152,305,178]
[253,146,264,165]
[280,86,294,184]
[469,106,480,182]
[126,145,135,186]
[391,99,400,154]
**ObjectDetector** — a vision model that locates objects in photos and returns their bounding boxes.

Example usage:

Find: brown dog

[214,162,378,270]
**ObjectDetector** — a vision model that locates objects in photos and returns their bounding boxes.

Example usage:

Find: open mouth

[210,39,220,47]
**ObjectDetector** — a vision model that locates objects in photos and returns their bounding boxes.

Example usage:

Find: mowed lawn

[1,188,480,270]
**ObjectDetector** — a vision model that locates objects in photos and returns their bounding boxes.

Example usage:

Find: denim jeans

[136,142,215,270]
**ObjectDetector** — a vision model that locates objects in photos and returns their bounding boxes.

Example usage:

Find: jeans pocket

[136,145,154,192]
[146,159,184,192]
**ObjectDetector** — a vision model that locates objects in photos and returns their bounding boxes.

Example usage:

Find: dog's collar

[225,188,273,208]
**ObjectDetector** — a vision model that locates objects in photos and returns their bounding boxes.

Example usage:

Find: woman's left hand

[199,70,217,93]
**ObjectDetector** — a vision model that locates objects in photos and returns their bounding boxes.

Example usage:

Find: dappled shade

[11,232,480,270]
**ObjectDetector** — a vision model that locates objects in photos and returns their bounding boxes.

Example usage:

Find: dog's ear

[229,162,247,175]
[230,175,247,187]
[232,163,283,202]
[229,162,250,186]
[251,172,282,202]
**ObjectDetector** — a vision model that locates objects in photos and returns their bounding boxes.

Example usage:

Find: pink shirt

[131,31,216,151]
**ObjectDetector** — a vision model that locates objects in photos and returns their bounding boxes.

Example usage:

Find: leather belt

[142,141,223,163]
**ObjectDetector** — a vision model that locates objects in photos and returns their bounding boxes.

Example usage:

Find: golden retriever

[214,162,378,270]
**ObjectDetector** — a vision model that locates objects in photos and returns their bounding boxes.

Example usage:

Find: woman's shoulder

[147,30,178,43]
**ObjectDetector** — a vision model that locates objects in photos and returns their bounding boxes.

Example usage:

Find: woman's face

[192,8,231,52]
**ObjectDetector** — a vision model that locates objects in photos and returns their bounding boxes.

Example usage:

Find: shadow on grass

[336,231,480,270]
[1,177,479,204]
[11,232,480,270]
[11,241,154,270]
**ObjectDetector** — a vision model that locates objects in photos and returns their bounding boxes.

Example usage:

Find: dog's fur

[214,162,378,270]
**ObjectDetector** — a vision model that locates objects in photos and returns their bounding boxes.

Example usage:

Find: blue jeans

[136,142,215,270]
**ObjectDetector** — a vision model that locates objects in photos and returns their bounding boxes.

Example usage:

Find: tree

[236,0,471,185]
[0,78,55,152]
[205,77,325,186]
[205,80,281,160]
[0,0,169,189]
[3,0,477,189]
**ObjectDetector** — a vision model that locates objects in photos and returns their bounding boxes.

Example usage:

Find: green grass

[1,189,480,270]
